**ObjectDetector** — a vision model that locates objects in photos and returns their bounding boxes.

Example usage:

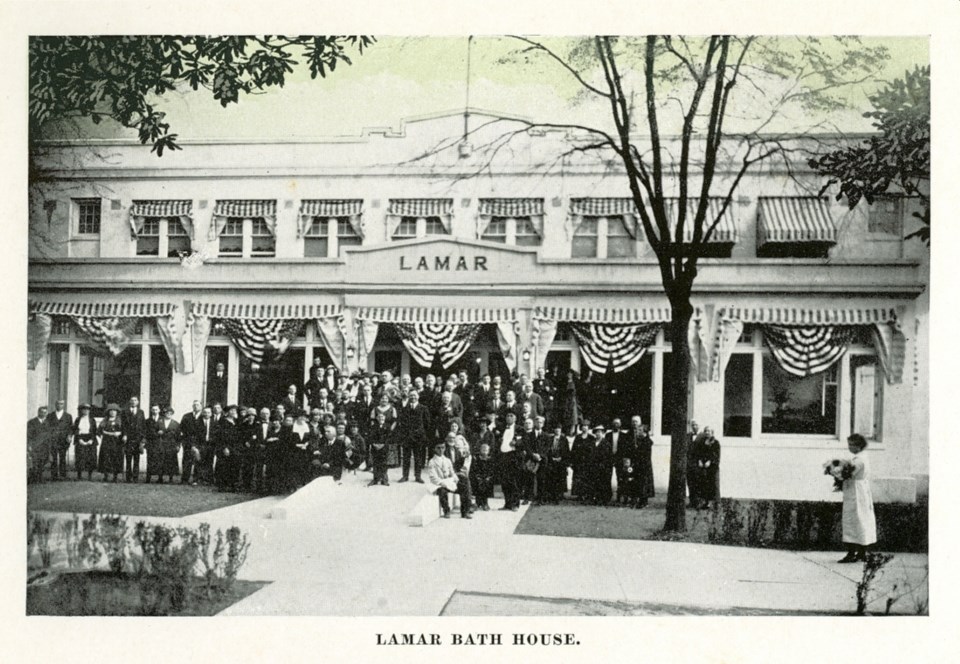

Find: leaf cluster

[809,66,930,243]
[29,36,374,155]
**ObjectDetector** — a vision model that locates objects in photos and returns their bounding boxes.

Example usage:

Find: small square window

[515,217,542,247]
[393,217,418,241]
[76,199,101,234]
[482,217,508,243]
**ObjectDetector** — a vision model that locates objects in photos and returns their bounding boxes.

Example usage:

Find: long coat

[635,433,655,498]
[690,436,721,503]
[97,417,124,474]
[143,416,163,477]
[156,418,181,476]
[73,415,99,473]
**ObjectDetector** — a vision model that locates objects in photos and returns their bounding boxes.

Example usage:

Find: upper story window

[482,217,507,243]
[756,197,836,259]
[388,199,453,241]
[218,218,245,257]
[478,199,544,247]
[569,198,637,259]
[75,199,102,235]
[868,196,903,236]
[211,200,277,259]
[130,200,195,258]
[298,200,365,257]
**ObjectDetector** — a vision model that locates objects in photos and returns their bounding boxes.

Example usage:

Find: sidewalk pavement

[31,468,928,616]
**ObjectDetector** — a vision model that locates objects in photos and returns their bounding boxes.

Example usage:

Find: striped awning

[570,198,636,217]
[757,197,836,245]
[534,306,672,324]
[478,199,544,217]
[191,302,342,320]
[355,307,518,324]
[721,306,899,326]
[299,199,364,218]
[665,198,739,243]
[213,200,277,218]
[130,200,193,218]
[29,301,177,317]
[388,199,454,217]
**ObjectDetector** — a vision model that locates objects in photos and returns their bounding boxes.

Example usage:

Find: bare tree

[424,36,890,531]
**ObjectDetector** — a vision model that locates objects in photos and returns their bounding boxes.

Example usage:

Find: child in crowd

[470,443,496,510]
[619,457,640,507]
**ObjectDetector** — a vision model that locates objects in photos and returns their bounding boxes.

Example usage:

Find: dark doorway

[205,347,229,407]
[579,355,652,427]
[239,349,306,410]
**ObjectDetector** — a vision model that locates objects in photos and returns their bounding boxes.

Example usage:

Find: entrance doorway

[579,355,652,427]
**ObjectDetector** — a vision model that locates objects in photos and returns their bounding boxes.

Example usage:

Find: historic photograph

[25,35,929,618]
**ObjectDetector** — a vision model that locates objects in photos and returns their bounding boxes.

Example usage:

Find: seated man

[426,442,471,519]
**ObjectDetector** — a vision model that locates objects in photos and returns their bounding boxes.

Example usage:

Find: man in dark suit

[179,400,203,482]
[486,389,508,431]
[303,366,325,410]
[520,383,546,420]
[353,383,376,436]
[27,406,51,483]
[590,424,614,504]
[183,406,212,485]
[249,407,273,493]
[207,361,228,407]
[525,415,553,503]
[280,385,303,418]
[571,421,596,501]
[397,390,432,483]
[45,400,73,480]
[532,368,557,427]
[157,406,181,483]
[214,405,240,491]
[606,418,634,502]
[121,396,146,482]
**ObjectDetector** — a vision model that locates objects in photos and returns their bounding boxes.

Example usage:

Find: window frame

[74,198,102,236]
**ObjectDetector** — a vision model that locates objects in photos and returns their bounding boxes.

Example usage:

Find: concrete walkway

[31,468,928,616]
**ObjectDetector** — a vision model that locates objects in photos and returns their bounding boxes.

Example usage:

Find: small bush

[857,552,895,615]
[79,514,102,568]
[771,502,793,544]
[29,514,56,569]
[59,515,81,568]
[746,501,771,546]
[99,515,129,575]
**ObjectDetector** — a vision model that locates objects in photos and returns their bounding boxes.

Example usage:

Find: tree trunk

[663,298,694,532]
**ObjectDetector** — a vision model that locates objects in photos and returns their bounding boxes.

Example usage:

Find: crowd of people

[26,362,723,516]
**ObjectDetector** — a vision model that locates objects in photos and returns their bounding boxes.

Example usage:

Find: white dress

[842,452,877,545]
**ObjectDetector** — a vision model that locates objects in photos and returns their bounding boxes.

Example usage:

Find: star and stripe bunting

[393,322,483,369]
[760,325,857,377]
[217,318,305,365]
[570,322,661,374]
[71,316,140,356]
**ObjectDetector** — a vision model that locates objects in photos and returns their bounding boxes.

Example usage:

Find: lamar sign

[399,255,488,271]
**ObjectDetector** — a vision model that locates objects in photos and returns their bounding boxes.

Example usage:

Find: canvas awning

[757,197,836,245]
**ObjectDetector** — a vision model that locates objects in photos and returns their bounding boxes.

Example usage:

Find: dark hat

[164,406,175,415]
[78,403,92,410]
[105,403,120,413]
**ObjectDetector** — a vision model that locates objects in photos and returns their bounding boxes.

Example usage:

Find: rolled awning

[213,199,278,218]
[533,306,672,324]
[355,306,518,324]
[387,199,454,218]
[298,199,365,238]
[478,198,544,217]
[191,302,342,320]
[29,301,177,317]
[569,198,636,216]
[757,197,836,245]
[720,306,899,325]
[665,198,739,243]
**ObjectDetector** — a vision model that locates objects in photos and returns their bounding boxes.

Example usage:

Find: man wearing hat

[158,406,181,483]
[237,407,259,491]
[121,397,146,482]
[214,405,240,492]
[73,404,98,480]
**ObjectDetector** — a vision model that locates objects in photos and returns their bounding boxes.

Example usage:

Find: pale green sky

[47,36,929,142]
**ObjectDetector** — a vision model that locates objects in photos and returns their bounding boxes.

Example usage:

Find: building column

[170,369,204,418]
[67,342,81,414]
[140,343,151,406]
[227,344,240,405]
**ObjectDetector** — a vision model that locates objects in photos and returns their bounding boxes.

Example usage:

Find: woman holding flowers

[838,433,877,563]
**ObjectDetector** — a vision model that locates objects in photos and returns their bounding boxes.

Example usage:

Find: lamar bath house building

[26,110,928,503]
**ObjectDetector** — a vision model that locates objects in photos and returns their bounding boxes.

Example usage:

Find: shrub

[746,501,771,546]
[29,514,56,569]
[771,502,793,544]
[856,551,895,615]
[79,514,102,568]
[59,515,81,568]
[99,515,129,575]
[708,499,745,544]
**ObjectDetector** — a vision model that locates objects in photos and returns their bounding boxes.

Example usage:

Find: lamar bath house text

[376,633,580,646]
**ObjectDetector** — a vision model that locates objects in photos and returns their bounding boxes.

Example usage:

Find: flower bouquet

[823,459,854,492]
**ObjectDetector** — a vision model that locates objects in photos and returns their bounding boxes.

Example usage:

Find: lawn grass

[27,477,261,518]
[27,570,268,616]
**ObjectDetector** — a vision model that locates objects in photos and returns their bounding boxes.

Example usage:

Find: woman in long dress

[691,427,721,509]
[838,433,878,563]
[97,403,124,482]
[558,371,582,436]
[73,403,98,480]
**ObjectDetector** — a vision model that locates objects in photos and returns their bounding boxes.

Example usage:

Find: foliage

[708,498,745,544]
[29,514,56,569]
[745,500,771,546]
[78,513,102,568]
[99,515,129,574]
[856,551,895,615]
[58,514,81,568]
[29,36,375,155]
[809,66,930,243]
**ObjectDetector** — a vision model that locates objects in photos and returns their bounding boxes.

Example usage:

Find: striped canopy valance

[192,302,342,320]
[387,199,454,218]
[355,306,518,324]
[570,198,636,217]
[663,197,738,243]
[130,200,192,218]
[297,199,365,238]
[721,306,899,326]
[757,197,836,245]
[534,306,672,324]
[213,200,277,218]
[30,301,177,317]
[478,198,544,217]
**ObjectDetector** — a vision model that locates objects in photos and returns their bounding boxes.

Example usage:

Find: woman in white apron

[838,433,877,563]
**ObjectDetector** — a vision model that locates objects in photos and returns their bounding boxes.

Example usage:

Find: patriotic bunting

[218,318,304,365]
[760,325,856,377]
[570,323,661,374]
[71,316,140,356]
[393,322,482,369]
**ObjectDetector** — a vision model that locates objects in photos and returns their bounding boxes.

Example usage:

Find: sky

[43,36,929,143]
